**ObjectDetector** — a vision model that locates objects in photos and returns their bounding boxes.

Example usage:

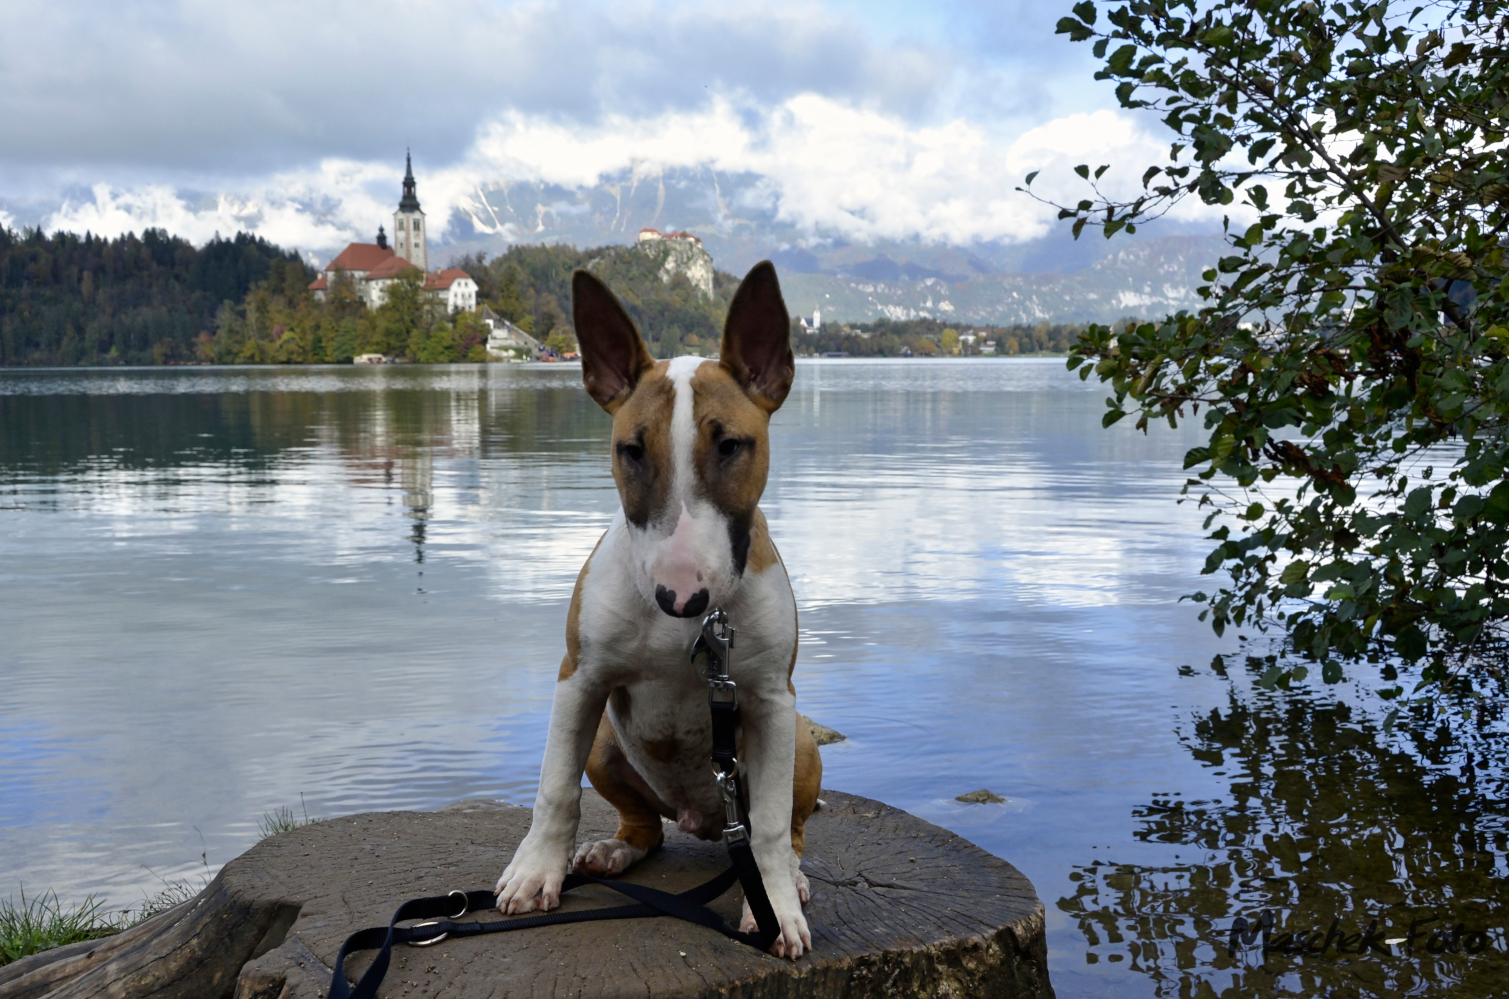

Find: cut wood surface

[0,790,1052,999]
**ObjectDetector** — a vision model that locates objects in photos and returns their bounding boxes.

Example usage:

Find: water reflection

[1059,656,1507,997]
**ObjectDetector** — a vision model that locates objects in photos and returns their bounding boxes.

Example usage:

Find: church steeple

[393,150,427,271]
[399,150,421,212]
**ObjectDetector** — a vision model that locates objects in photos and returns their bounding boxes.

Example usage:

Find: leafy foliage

[0,228,303,365]
[1035,0,1507,704]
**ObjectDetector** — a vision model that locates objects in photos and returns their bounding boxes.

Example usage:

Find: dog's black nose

[655,585,710,618]
[680,588,709,618]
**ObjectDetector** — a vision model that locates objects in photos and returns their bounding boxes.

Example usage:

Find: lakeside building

[479,305,542,361]
[309,154,476,312]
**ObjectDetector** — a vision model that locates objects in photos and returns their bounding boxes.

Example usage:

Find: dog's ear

[720,261,794,413]
[573,269,655,413]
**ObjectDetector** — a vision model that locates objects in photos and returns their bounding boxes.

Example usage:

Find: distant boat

[823,351,850,358]
[353,354,389,365]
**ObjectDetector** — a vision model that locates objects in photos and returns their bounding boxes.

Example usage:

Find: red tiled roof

[363,256,421,281]
[308,275,328,291]
[325,242,395,272]
[424,268,472,290]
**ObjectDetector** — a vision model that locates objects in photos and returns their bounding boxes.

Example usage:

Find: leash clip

[713,761,748,839]
[695,608,738,708]
[692,608,735,681]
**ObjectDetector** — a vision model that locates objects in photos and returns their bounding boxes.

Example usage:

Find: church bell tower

[394,151,427,272]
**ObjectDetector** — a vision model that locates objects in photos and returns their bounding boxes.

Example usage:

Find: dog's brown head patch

[571,262,793,616]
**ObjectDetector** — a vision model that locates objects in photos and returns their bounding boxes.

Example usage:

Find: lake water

[1,361,1503,997]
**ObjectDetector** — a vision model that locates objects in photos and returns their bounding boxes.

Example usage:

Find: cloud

[0,0,981,176]
[41,98,1230,254]
[13,1,1225,255]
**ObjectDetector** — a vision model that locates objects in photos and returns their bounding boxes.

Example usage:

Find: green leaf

[1322,660,1343,684]
[1071,0,1097,25]
[1102,408,1128,428]
[1074,163,1090,179]
[1024,170,1039,186]
[1443,40,1472,68]
[1107,44,1138,75]
[1402,486,1432,518]
[1394,625,1427,663]
[1055,16,1095,40]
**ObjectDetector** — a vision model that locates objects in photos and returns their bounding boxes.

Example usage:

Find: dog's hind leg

[788,711,823,904]
[577,709,666,876]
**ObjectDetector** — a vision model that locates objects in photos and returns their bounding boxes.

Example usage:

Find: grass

[257,793,320,840]
[4,796,322,969]
[0,877,213,969]
[0,888,124,967]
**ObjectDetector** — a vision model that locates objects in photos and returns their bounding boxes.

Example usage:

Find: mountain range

[443,167,1228,325]
[7,166,1231,326]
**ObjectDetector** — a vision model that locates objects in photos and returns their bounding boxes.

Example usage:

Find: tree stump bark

[0,790,1052,999]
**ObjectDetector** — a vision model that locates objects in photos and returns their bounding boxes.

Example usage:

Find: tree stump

[0,790,1052,999]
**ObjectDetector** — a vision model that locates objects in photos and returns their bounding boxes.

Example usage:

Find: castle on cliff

[309,154,476,312]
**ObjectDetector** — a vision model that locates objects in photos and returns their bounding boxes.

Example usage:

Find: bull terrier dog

[493,261,822,959]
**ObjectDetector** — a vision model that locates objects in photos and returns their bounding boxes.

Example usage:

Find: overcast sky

[0,0,1222,253]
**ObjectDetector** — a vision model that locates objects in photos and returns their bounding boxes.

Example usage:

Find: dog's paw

[794,865,811,904]
[571,838,646,877]
[494,844,567,915]
[739,900,812,959]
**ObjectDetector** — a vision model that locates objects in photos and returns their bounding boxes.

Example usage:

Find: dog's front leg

[495,670,605,914]
[738,687,811,959]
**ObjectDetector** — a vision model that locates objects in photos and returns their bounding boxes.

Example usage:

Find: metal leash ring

[404,890,469,947]
[407,921,449,947]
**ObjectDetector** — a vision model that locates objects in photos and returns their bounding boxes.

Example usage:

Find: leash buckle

[708,676,737,707]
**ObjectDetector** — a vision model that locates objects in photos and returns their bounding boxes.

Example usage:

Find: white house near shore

[309,154,476,312]
[479,305,541,360]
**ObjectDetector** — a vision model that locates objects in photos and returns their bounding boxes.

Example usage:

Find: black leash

[328,608,782,999]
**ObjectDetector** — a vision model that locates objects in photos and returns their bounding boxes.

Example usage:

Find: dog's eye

[717,438,741,458]
[618,442,645,463]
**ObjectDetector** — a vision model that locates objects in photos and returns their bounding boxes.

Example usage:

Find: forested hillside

[200,240,742,364]
[1,228,1094,365]
[455,242,740,358]
[0,227,305,365]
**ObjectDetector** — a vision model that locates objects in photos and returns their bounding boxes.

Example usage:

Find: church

[309,154,477,312]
